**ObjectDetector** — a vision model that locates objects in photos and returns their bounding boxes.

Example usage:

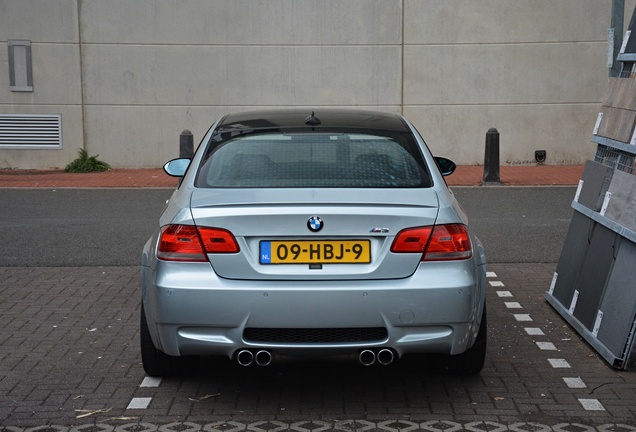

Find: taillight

[423,224,472,261]
[391,226,433,253]
[391,224,472,261]
[157,225,206,262]
[157,225,239,262]
[197,226,239,253]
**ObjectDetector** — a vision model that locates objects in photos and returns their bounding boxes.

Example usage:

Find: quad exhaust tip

[238,348,395,367]
[359,349,376,366]
[359,349,395,366]
[255,350,273,367]
[236,349,273,367]
[377,348,395,365]
[237,349,254,367]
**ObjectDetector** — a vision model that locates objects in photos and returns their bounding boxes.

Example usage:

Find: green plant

[65,148,110,173]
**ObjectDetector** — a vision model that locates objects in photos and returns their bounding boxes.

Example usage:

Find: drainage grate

[243,327,388,344]
[0,114,62,149]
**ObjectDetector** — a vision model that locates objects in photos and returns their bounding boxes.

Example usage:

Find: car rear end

[141,110,487,375]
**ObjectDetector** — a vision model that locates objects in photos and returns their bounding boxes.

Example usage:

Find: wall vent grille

[0,114,62,149]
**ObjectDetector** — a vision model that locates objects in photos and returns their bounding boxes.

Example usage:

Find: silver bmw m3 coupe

[141,109,487,376]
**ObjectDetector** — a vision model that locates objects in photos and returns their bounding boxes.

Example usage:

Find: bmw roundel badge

[307,216,323,232]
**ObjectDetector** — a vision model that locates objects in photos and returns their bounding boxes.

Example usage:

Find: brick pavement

[1,264,635,429]
[0,164,584,188]
[0,168,179,189]
[3,162,633,430]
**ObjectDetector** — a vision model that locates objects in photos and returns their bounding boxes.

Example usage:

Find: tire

[140,303,197,377]
[445,306,487,374]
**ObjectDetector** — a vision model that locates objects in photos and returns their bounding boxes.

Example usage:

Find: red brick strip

[0,165,584,188]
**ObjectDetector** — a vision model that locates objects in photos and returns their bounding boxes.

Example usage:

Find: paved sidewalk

[1,263,635,429]
[5,162,628,431]
[0,165,585,188]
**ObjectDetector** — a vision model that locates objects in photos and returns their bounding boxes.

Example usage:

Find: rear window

[195,131,431,188]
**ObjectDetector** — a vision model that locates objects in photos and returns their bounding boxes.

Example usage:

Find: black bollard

[179,130,194,158]
[483,128,500,184]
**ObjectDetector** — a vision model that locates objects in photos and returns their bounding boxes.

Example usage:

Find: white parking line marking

[505,302,522,309]
[514,314,533,322]
[563,377,586,388]
[489,281,505,287]
[497,291,513,297]
[578,398,605,411]
[127,397,152,410]
[486,272,497,278]
[536,341,557,351]
[140,377,162,387]
[525,327,545,336]
[548,358,571,368]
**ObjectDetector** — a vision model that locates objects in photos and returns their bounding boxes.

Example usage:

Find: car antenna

[305,111,321,126]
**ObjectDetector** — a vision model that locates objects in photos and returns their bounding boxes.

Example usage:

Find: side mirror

[434,157,457,177]
[163,158,191,177]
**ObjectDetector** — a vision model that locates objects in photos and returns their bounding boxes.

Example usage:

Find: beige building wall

[403,0,615,164]
[0,0,84,168]
[1,0,634,168]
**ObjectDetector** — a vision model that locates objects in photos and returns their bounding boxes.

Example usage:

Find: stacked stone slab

[545,24,636,371]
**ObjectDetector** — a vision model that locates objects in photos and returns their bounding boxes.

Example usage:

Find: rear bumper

[141,259,486,359]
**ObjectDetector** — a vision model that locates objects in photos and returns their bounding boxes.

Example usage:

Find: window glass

[196,131,431,188]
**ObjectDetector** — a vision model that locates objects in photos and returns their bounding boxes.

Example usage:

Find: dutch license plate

[260,240,371,264]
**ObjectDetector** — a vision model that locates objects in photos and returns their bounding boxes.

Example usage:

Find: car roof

[215,109,412,134]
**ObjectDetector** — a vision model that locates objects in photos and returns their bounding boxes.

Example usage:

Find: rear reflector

[391,224,471,261]
[157,225,239,262]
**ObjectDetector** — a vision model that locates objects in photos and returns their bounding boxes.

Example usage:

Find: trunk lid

[190,188,439,280]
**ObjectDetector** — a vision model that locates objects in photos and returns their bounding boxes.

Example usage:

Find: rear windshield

[195,131,431,188]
